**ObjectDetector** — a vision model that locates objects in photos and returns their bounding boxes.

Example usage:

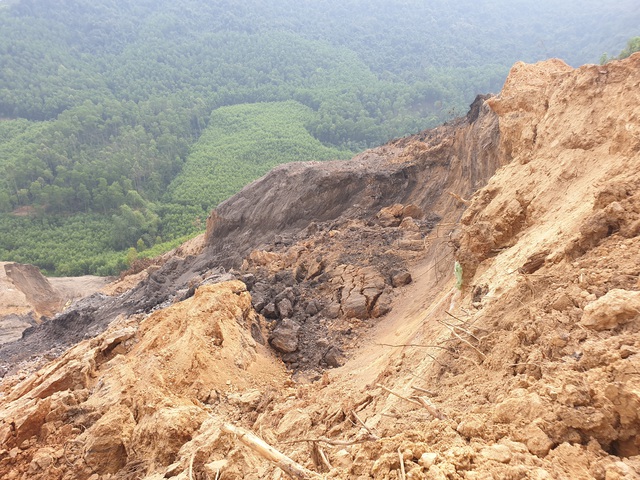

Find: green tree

[126,247,138,267]
[618,37,640,60]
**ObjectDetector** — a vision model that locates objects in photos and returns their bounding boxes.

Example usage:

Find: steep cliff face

[1,54,639,480]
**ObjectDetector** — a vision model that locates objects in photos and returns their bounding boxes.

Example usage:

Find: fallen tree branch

[376,342,451,351]
[416,396,446,420]
[188,451,196,480]
[352,410,379,439]
[318,446,332,471]
[436,319,486,360]
[376,383,423,407]
[447,191,471,206]
[285,435,378,446]
[411,385,435,396]
[398,448,406,480]
[443,313,481,341]
[221,423,322,479]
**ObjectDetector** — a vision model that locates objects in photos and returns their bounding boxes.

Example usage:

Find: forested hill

[0,0,638,276]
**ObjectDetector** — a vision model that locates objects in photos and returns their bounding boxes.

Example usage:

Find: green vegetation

[0,0,638,275]
[0,213,128,276]
[601,36,640,63]
[166,102,351,212]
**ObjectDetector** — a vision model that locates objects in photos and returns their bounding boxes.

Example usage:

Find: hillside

[0,53,638,479]
[0,0,639,275]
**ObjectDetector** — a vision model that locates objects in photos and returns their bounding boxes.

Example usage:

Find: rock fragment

[323,346,345,368]
[479,444,512,463]
[269,319,301,353]
[391,270,412,287]
[581,289,640,330]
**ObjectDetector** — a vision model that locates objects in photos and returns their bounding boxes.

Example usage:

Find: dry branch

[352,410,379,439]
[416,396,446,420]
[378,384,449,420]
[398,448,407,480]
[436,319,486,360]
[318,447,332,471]
[376,383,423,407]
[447,191,471,205]
[221,423,321,480]
[445,310,469,324]
[411,385,435,396]
[441,317,481,342]
[188,451,195,480]
[381,412,400,419]
[286,435,378,446]
[376,342,451,351]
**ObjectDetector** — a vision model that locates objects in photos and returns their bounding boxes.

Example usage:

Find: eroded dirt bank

[0,54,639,479]
[0,263,109,346]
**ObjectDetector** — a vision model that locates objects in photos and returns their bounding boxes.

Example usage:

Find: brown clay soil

[0,54,639,480]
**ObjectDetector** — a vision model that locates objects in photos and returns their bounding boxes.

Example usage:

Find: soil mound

[0,263,63,321]
[0,281,287,479]
[0,263,108,346]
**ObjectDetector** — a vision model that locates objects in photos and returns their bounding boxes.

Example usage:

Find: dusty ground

[49,277,113,304]
[0,54,639,480]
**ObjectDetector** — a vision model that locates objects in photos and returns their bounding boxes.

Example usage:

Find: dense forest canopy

[0,0,638,275]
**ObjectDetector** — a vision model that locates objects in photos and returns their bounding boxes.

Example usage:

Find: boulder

[391,271,412,287]
[402,204,424,219]
[276,298,294,318]
[581,289,640,330]
[269,319,300,353]
[342,291,369,319]
[324,347,346,368]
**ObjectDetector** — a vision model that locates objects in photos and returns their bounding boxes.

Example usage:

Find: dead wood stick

[285,435,378,446]
[377,342,451,351]
[398,448,406,480]
[437,320,486,359]
[416,396,446,420]
[411,385,435,396]
[447,191,471,205]
[352,411,378,439]
[450,323,481,342]
[381,412,400,419]
[188,451,195,480]
[376,383,423,407]
[221,423,321,480]
[445,310,468,322]
[443,313,482,341]
[318,447,332,471]
[423,352,448,367]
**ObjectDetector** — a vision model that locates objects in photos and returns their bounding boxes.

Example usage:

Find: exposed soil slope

[0,263,109,346]
[0,54,639,480]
